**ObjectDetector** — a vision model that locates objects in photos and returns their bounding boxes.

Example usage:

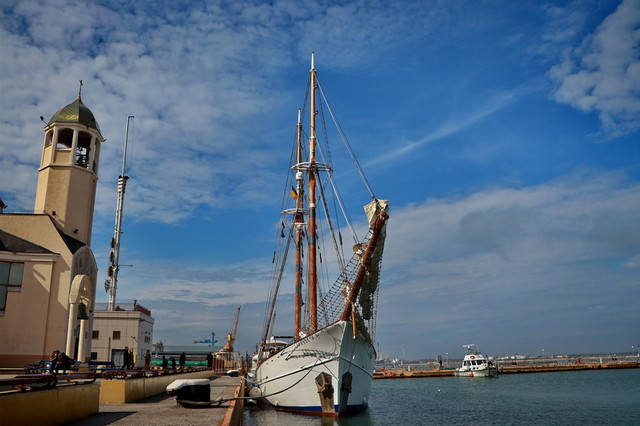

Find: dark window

[113,330,121,340]
[56,128,73,149]
[92,330,100,339]
[0,262,24,311]
[75,131,92,168]
[90,352,98,360]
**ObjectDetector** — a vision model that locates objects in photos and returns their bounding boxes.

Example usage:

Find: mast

[107,116,134,311]
[294,109,304,339]
[308,52,318,332]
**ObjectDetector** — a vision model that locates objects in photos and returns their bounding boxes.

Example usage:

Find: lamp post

[446,352,449,366]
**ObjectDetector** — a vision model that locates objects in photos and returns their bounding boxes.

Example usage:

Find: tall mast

[308,52,318,332]
[294,109,304,339]
[107,116,134,311]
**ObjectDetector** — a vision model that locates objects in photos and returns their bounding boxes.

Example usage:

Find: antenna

[106,116,134,311]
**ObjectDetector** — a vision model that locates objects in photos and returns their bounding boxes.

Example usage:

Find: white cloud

[376,169,640,354]
[549,0,640,136]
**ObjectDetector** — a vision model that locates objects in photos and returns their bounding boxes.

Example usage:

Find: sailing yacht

[250,53,389,416]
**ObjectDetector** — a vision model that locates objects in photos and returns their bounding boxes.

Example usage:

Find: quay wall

[374,361,639,379]
[0,382,100,425]
[100,370,218,403]
[221,375,245,426]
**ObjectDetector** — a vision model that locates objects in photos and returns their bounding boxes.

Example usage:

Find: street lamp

[446,352,449,366]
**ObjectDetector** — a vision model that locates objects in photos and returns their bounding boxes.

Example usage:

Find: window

[75,131,92,168]
[0,262,24,312]
[113,330,121,340]
[90,352,98,360]
[92,330,100,339]
[56,128,73,150]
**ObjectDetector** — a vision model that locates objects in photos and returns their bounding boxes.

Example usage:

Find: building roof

[0,214,85,254]
[55,226,86,254]
[48,95,101,132]
[0,229,54,254]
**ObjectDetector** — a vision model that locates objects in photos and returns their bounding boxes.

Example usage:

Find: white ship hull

[252,321,375,416]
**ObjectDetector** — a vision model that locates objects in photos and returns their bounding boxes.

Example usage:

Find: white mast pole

[107,116,133,311]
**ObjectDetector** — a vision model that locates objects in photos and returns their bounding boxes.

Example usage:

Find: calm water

[244,368,640,425]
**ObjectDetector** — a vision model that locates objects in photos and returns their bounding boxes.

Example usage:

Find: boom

[222,306,241,352]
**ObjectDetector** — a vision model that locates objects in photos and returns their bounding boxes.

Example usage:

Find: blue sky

[1,0,638,360]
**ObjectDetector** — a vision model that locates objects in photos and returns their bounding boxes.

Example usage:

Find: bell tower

[34,86,105,245]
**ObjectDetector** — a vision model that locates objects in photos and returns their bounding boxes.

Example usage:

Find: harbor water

[243,368,640,425]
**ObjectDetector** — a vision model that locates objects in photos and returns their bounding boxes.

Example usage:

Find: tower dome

[48,95,101,132]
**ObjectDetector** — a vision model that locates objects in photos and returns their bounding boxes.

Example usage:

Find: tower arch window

[76,131,92,168]
[56,128,73,150]
[45,130,54,146]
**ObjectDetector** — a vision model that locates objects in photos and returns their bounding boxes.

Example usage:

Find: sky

[1,0,639,360]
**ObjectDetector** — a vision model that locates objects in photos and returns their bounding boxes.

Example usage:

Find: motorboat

[454,344,498,377]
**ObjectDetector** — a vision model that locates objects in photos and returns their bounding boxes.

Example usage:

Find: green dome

[48,96,101,132]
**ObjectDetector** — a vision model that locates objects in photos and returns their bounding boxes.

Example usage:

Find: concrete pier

[68,375,243,425]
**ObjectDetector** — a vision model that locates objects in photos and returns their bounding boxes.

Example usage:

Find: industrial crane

[221,306,241,352]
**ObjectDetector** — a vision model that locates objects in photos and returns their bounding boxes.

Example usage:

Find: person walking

[179,352,186,369]
[122,346,130,370]
[144,350,151,369]
[206,352,213,369]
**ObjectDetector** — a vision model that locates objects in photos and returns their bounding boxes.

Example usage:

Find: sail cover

[359,200,388,320]
[364,199,389,229]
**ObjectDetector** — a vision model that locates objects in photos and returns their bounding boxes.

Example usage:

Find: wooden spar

[294,109,303,339]
[340,210,388,322]
[308,53,318,333]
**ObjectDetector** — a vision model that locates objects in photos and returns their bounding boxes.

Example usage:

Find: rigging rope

[316,77,376,200]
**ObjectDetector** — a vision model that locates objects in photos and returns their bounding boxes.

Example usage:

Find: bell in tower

[33,82,105,245]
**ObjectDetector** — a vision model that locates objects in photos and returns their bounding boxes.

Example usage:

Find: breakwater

[374,356,640,378]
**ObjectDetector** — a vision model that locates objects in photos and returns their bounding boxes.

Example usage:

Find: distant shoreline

[374,355,640,378]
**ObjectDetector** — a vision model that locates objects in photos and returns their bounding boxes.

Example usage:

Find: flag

[290,186,298,199]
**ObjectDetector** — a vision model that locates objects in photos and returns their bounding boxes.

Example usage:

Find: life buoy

[470,355,476,359]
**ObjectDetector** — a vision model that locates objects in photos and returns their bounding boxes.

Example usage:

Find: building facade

[91,302,154,367]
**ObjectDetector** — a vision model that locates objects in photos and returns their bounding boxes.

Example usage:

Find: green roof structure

[48,96,101,132]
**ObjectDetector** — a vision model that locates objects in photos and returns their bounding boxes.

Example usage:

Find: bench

[23,360,46,374]
[24,360,80,374]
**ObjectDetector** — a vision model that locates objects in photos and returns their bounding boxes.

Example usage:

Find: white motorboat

[454,344,498,377]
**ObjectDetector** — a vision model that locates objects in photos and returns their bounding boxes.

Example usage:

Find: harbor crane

[221,306,241,352]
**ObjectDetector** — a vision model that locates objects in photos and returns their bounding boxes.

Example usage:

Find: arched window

[56,128,73,150]
[45,130,54,147]
[76,131,92,168]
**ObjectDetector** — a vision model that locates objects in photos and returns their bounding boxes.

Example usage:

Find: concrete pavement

[68,375,242,426]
